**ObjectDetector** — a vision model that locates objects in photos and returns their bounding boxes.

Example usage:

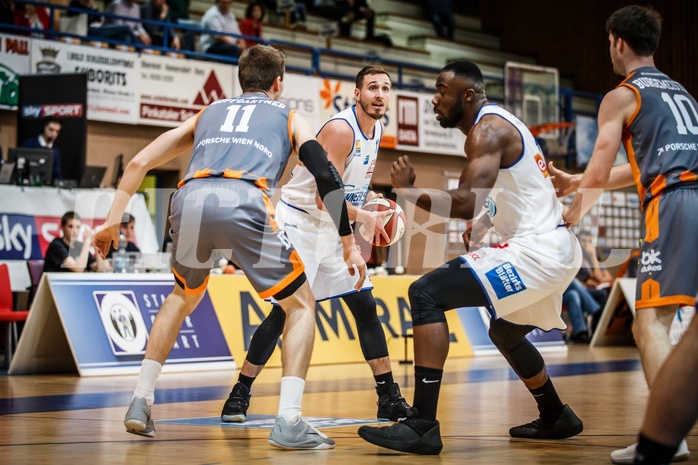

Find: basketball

[358,198,406,247]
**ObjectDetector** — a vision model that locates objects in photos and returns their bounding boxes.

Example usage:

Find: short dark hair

[61,211,81,227]
[245,1,265,20]
[42,115,61,130]
[355,65,391,89]
[120,213,135,226]
[606,5,662,57]
[237,45,286,93]
[442,60,485,87]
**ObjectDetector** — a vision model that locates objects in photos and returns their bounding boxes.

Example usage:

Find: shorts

[460,226,582,331]
[637,186,698,309]
[169,179,304,297]
[275,200,372,301]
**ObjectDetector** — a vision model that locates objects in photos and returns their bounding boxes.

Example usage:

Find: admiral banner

[207,275,473,367]
[397,90,466,155]
[0,33,31,109]
[30,39,140,123]
[138,54,235,127]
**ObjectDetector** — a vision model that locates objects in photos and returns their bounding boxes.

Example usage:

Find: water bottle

[113,233,128,273]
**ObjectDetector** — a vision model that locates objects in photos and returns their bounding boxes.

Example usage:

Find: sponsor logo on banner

[0,63,19,107]
[94,291,149,355]
[0,214,35,260]
[397,95,419,146]
[20,103,84,118]
[193,71,227,106]
[485,261,526,299]
[640,249,662,273]
[36,46,61,73]
[0,35,30,108]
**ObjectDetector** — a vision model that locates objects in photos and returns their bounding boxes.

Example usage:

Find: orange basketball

[358,198,406,247]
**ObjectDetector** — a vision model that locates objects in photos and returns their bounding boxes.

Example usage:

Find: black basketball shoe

[358,418,442,455]
[221,383,251,423]
[376,383,418,421]
[509,404,583,439]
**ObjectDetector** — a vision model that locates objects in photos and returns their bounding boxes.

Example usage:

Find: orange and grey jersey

[179,93,295,191]
[619,67,698,209]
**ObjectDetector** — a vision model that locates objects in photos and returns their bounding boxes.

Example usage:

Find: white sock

[133,359,162,407]
[278,376,305,422]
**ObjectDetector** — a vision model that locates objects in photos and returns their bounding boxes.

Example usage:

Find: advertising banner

[138,54,235,127]
[396,90,466,156]
[207,274,473,367]
[279,73,322,131]
[30,39,140,123]
[0,34,32,109]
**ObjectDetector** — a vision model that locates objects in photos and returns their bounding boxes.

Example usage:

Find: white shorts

[275,200,373,301]
[461,227,582,331]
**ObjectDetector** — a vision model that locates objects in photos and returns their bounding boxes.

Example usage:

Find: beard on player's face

[438,99,466,128]
[359,98,386,121]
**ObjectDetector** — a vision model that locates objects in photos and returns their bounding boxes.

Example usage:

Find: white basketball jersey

[281,106,383,221]
[475,104,564,241]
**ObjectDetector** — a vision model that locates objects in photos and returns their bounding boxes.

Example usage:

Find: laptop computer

[0,162,15,184]
[79,165,107,189]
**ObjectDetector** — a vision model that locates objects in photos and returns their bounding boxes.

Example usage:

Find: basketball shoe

[358,418,443,455]
[610,440,690,464]
[376,383,418,421]
[268,415,336,450]
[221,383,251,422]
[509,404,583,439]
[124,397,156,438]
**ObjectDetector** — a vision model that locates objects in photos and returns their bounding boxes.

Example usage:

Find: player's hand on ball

[357,207,392,246]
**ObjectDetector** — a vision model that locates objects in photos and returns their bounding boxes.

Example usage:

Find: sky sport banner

[0,34,32,109]
[138,54,235,127]
[30,39,140,123]
[396,90,466,156]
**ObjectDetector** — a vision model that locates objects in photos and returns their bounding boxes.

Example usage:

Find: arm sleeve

[298,139,352,237]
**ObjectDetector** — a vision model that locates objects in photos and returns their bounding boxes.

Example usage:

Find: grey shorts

[637,186,698,309]
[169,178,305,298]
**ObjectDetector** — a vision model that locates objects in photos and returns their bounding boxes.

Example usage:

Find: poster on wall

[138,54,235,127]
[279,73,322,131]
[397,90,466,155]
[30,39,140,123]
[0,34,32,109]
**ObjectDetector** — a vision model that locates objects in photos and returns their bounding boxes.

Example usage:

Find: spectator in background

[425,0,454,40]
[141,0,181,49]
[64,0,139,44]
[239,1,265,47]
[13,2,50,38]
[21,115,63,182]
[314,0,376,42]
[106,213,141,259]
[166,0,189,22]
[106,0,152,46]
[262,0,306,29]
[200,0,246,58]
[576,229,613,307]
[44,211,110,272]
[563,278,601,344]
[1,0,14,32]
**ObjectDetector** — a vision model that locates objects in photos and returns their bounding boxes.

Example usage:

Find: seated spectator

[106,213,141,258]
[563,278,602,343]
[1,0,14,32]
[262,0,306,29]
[425,0,454,40]
[63,0,139,44]
[200,0,247,58]
[239,1,265,47]
[44,211,110,273]
[166,0,189,23]
[140,0,180,49]
[314,0,381,43]
[106,0,152,46]
[13,3,50,37]
[21,115,63,183]
[577,229,614,306]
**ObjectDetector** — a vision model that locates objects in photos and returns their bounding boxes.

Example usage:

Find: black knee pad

[408,276,447,326]
[342,290,388,361]
[488,318,544,379]
[246,304,286,366]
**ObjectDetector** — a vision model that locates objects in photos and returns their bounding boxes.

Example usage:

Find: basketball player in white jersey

[221,65,416,424]
[357,60,584,455]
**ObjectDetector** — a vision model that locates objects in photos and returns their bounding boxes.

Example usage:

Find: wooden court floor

[1,345,697,465]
